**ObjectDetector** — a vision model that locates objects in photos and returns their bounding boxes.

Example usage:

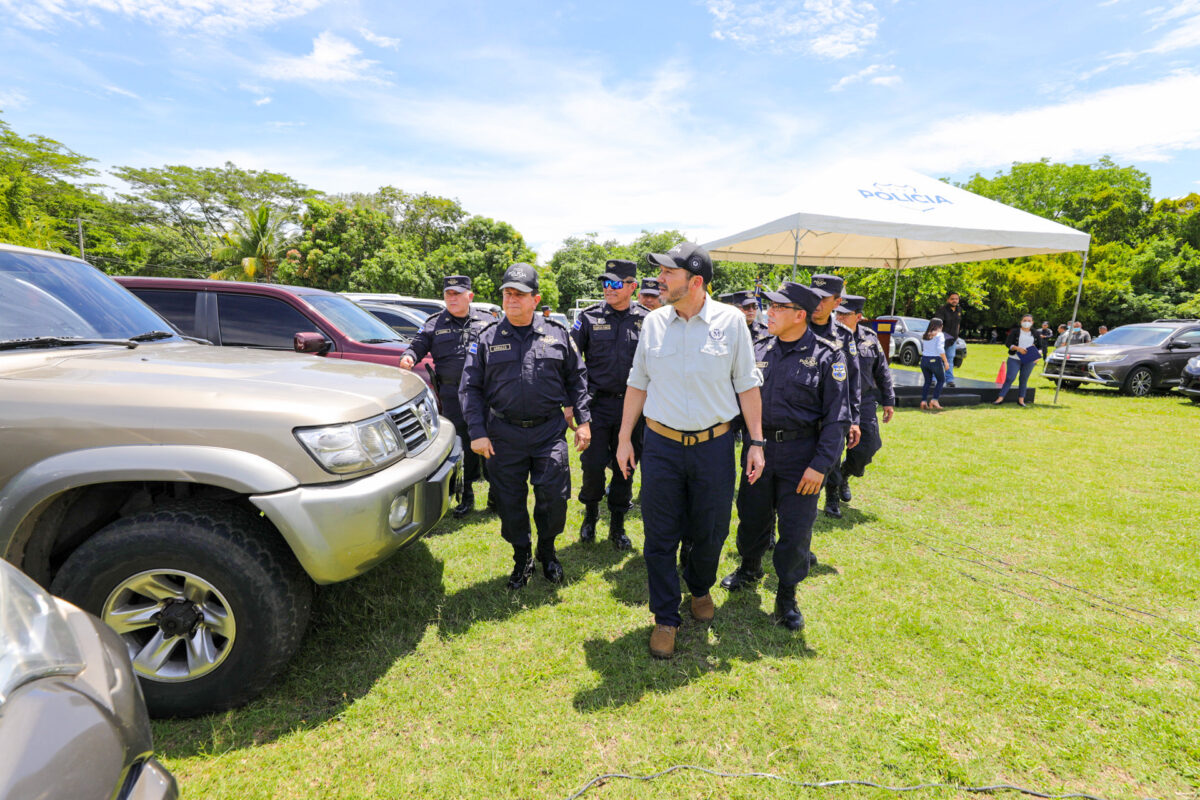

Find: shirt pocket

[534,341,566,378]
[784,367,821,409]
[486,344,521,383]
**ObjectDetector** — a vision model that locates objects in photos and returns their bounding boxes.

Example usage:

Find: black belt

[592,389,625,399]
[491,409,553,428]
[762,424,818,442]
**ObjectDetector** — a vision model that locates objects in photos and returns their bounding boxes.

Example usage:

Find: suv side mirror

[1168,341,1193,350]
[294,332,332,355]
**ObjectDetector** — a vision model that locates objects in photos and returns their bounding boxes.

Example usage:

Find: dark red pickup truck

[116,277,433,386]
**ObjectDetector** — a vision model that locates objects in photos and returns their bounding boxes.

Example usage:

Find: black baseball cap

[443,275,472,293]
[809,274,844,298]
[646,241,713,283]
[639,278,661,296]
[836,295,866,314]
[499,262,539,293]
[600,259,637,283]
[764,281,820,315]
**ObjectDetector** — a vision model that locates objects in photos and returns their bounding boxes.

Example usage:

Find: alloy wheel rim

[101,569,236,682]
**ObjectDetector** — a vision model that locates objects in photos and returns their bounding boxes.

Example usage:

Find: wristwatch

[748,439,767,448]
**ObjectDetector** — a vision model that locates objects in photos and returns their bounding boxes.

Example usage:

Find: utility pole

[76,217,85,260]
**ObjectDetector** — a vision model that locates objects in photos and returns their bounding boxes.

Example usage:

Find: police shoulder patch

[572,317,583,330]
[831,361,847,382]
[468,342,478,355]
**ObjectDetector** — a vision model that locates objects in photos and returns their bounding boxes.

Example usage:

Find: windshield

[903,318,929,333]
[304,294,406,342]
[1092,326,1174,347]
[0,251,179,344]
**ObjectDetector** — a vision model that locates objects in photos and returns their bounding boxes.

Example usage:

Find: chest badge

[831,362,847,382]
[709,327,725,342]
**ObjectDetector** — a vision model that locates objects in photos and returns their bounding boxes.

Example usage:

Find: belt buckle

[771,430,785,442]
[681,433,699,446]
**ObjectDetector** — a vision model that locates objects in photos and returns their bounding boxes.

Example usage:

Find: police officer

[638,278,663,311]
[460,263,592,589]
[734,290,768,341]
[400,275,491,518]
[571,259,648,550]
[835,296,895,503]
[808,274,861,519]
[719,282,849,630]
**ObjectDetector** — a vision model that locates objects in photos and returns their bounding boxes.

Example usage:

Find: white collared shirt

[626,294,762,431]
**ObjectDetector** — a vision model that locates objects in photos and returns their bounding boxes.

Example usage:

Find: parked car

[357,301,428,341]
[117,277,433,387]
[342,292,500,320]
[3,245,462,717]
[1179,354,1200,401]
[0,560,178,800]
[1042,319,1200,396]
[880,316,967,368]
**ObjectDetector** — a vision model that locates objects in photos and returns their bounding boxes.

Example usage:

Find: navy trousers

[486,416,569,558]
[578,394,643,511]
[841,393,881,478]
[641,427,736,627]
[735,438,820,587]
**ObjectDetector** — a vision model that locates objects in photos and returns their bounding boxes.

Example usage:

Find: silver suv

[0,245,462,716]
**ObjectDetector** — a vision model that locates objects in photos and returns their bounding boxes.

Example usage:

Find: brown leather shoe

[649,624,677,658]
[690,593,715,622]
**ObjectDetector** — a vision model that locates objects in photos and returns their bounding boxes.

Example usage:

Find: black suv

[1042,319,1200,396]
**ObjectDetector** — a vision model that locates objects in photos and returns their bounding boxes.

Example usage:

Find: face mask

[1021,321,1032,329]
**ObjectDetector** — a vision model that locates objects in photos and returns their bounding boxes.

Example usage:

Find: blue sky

[2,0,1198,258]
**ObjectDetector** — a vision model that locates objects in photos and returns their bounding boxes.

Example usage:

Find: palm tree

[210,204,287,281]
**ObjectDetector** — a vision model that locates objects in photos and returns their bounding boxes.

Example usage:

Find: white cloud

[880,71,1200,174]
[1147,4,1200,53]
[104,84,140,99]
[259,32,383,83]
[255,96,272,106]
[830,63,897,91]
[0,89,30,110]
[0,0,329,33]
[706,0,880,58]
[360,28,400,49]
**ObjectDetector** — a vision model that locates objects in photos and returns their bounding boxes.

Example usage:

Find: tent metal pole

[889,261,901,315]
[790,228,802,282]
[1052,250,1089,405]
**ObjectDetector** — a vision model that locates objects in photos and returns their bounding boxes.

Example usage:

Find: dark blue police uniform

[570,259,647,549]
[459,265,590,587]
[808,275,861,519]
[840,310,895,485]
[733,291,769,341]
[722,282,849,630]
[406,276,490,517]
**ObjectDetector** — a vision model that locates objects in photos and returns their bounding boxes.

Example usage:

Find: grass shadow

[154,540,446,757]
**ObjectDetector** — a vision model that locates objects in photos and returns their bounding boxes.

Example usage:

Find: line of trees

[4,112,1198,329]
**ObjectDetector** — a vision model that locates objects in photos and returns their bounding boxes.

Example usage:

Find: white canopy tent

[700,165,1092,402]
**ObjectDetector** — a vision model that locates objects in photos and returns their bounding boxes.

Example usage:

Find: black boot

[839,477,852,503]
[772,584,804,631]
[452,490,475,519]
[608,510,632,551]
[579,503,599,543]
[507,546,535,589]
[719,562,763,591]
[823,483,842,518]
[537,543,564,583]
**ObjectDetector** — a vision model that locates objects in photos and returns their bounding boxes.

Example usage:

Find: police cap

[836,295,866,314]
[764,281,821,315]
[600,259,637,283]
[639,278,661,296]
[499,263,539,293]
[810,273,844,298]
[443,274,472,293]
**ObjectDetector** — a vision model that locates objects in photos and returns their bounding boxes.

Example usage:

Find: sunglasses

[602,279,631,290]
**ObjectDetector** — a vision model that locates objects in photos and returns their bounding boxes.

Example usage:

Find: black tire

[51,502,312,717]
[1121,366,1155,397]
[899,343,919,366]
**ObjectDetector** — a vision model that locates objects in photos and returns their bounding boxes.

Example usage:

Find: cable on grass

[562,764,1143,800]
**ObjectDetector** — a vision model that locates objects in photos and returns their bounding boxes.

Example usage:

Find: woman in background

[995,313,1040,407]
[920,317,948,411]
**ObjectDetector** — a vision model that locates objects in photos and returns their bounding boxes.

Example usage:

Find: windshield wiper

[130,330,177,342]
[0,336,139,351]
[359,338,405,344]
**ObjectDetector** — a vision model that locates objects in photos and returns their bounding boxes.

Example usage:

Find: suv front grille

[1046,358,1090,378]
[388,394,439,455]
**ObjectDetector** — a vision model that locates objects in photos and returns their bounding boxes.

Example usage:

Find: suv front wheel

[899,343,919,366]
[51,502,313,717]
[1122,365,1156,397]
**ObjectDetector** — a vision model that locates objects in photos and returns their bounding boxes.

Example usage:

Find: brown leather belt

[645,418,732,446]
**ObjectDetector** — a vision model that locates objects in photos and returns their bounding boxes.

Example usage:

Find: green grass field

[153,344,1199,799]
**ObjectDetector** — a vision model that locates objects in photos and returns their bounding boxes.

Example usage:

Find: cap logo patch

[689,257,701,270]
[814,278,826,287]
[832,362,847,381]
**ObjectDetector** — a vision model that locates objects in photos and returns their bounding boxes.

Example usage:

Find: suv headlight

[295,414,404,474]
[0,566,86,705]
